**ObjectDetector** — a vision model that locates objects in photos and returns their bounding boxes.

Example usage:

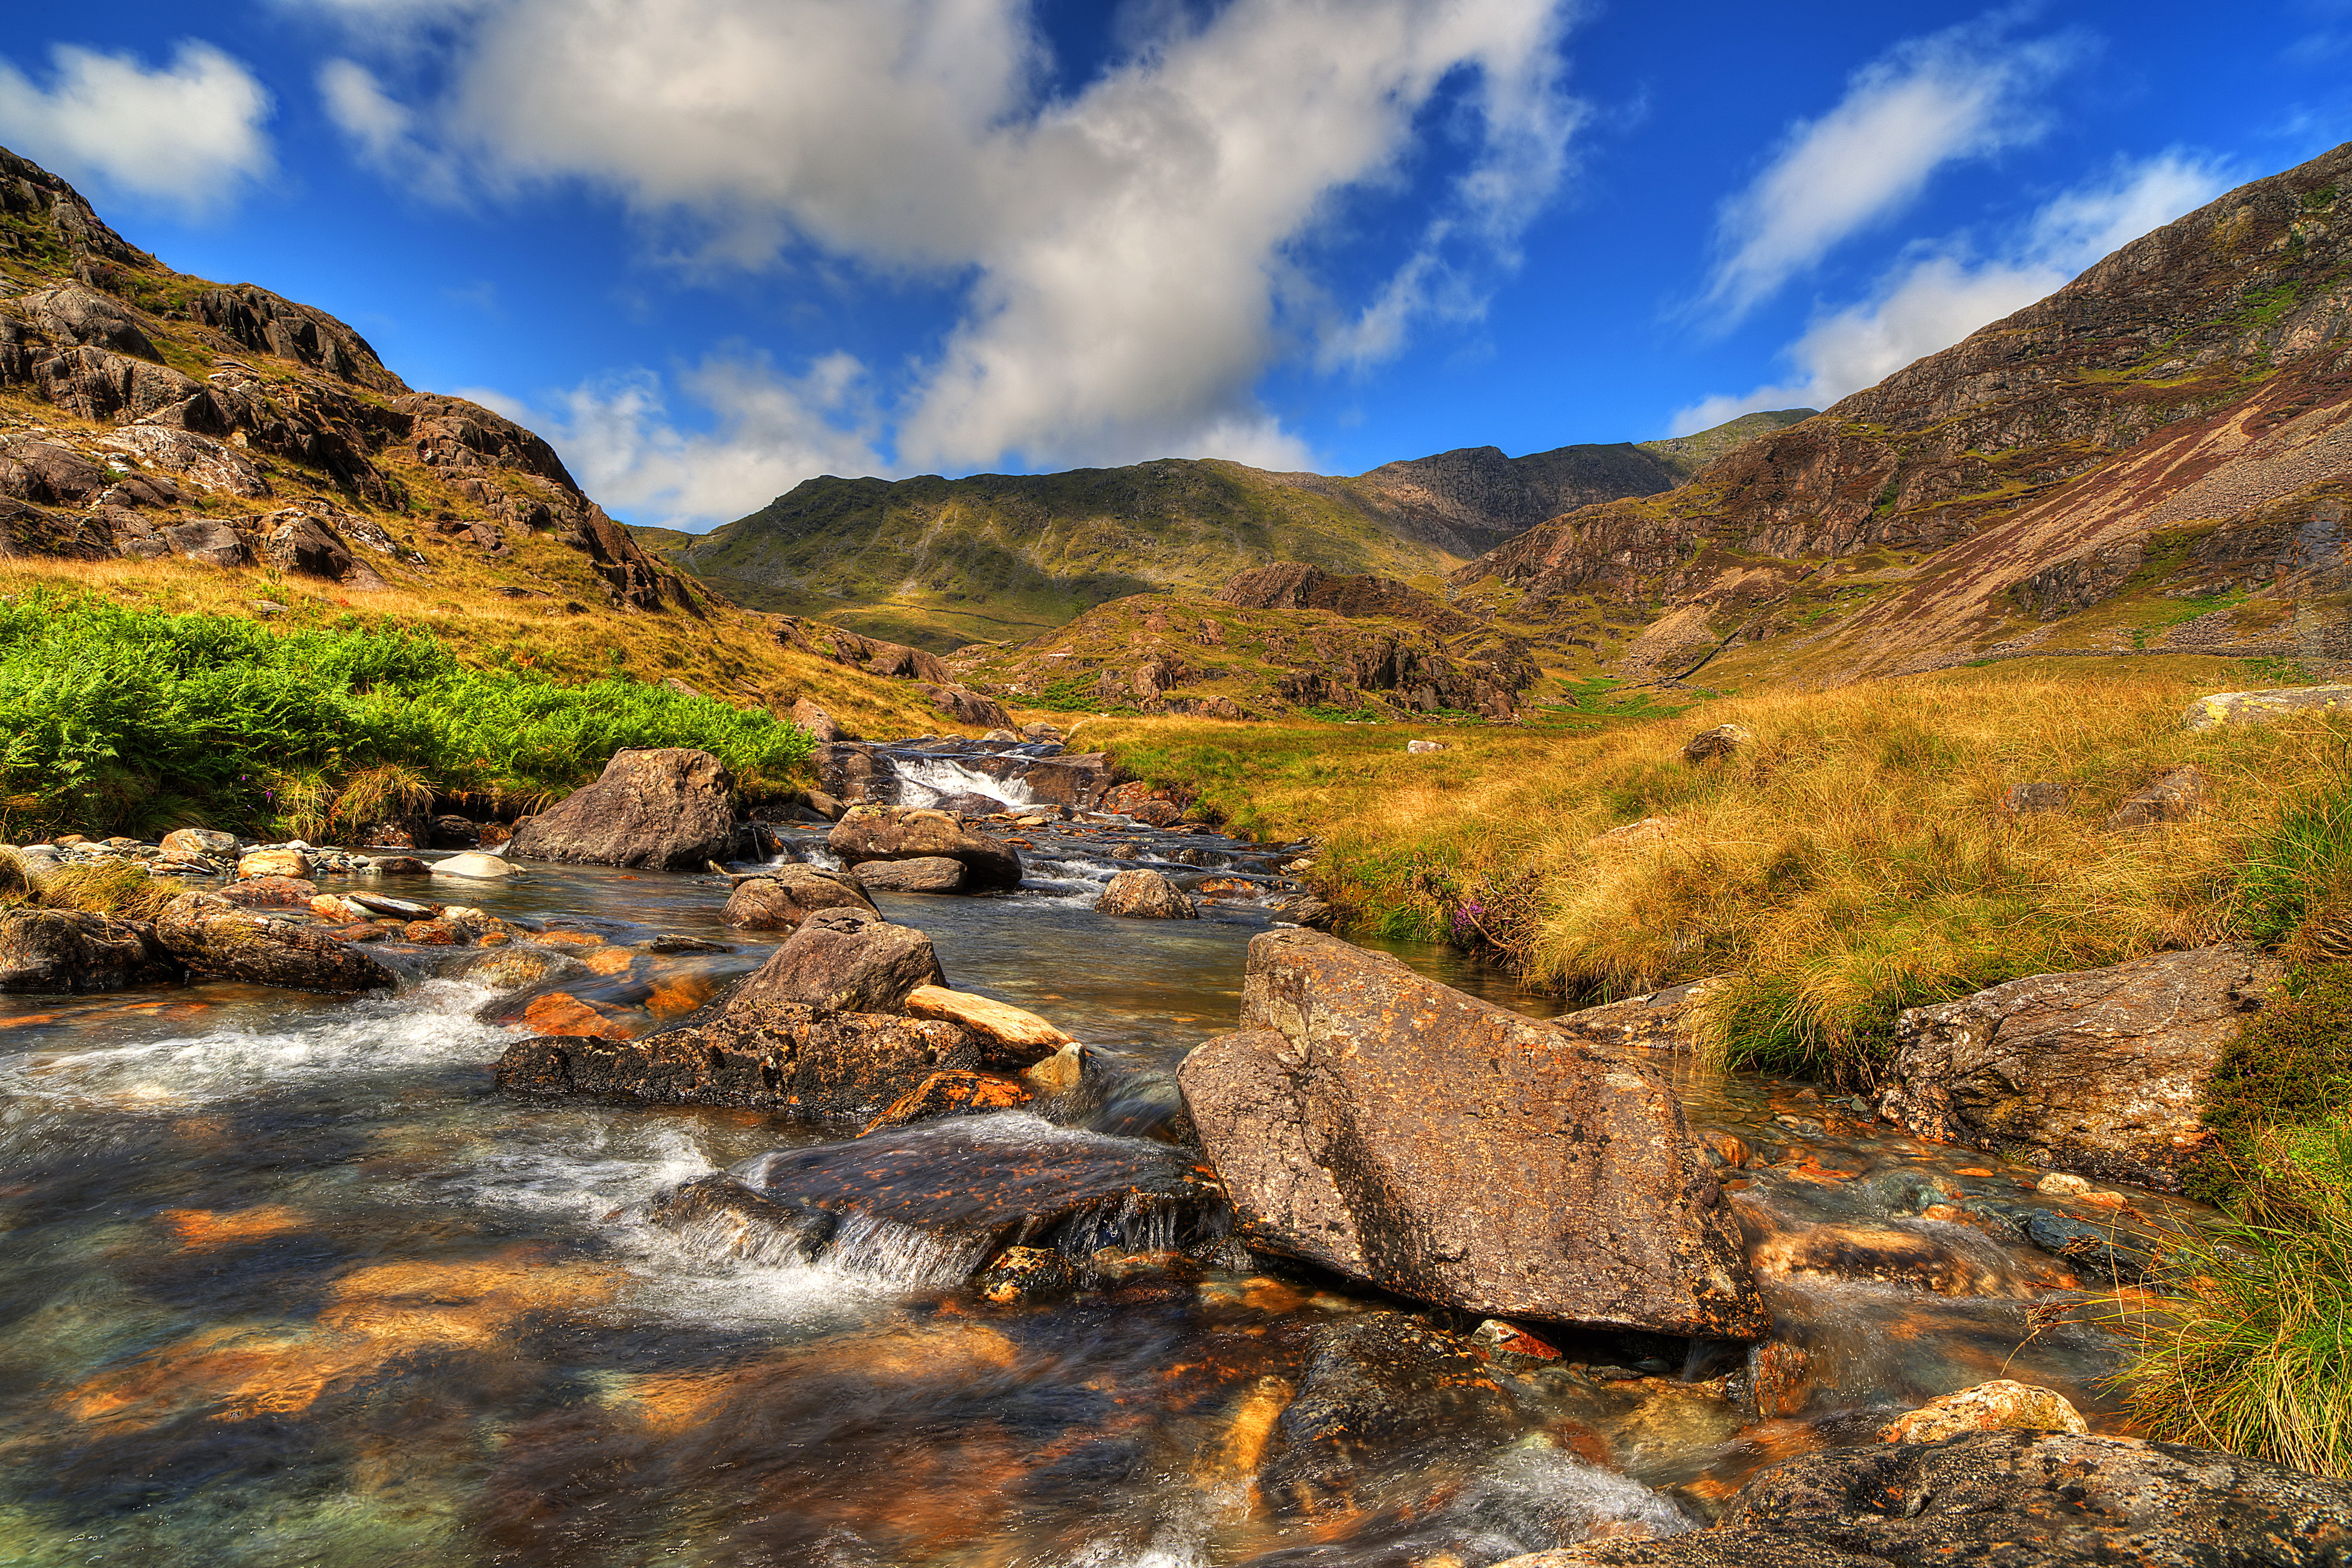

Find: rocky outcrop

[1178,930,1765,1337]
[1491,1431,2352,1567]
[509,748,739,871]
[0,907,182,992]
[1877,946,2283,1189]
[2182,684,2352,731]
[2104,765,2207,830]
[729,907,946,1014]
[789,697,844,742]
[917,683,1012,730]
[771,616,950,684]
[722,866,876,929]
[261,509,387,590]
[154,891,395,993]
[827,805,1022,890]
[1094,868,1197,919]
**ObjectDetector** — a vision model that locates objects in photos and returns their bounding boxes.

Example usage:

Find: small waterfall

[894,756,1034,810]
[820,1210,997,1288]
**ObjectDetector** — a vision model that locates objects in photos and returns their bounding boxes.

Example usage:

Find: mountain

[655,416,1808,653]
[1453,141,2352,688]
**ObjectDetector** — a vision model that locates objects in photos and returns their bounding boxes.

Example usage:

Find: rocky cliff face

[1456,140,2352,685]
[0,145,691,614]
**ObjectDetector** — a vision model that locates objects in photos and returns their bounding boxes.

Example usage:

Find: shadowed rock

[855,856,968,893]
[0,907,182,992]
[155,891,395,993]
[510,747,739,870]
[1178,929,1765,1338]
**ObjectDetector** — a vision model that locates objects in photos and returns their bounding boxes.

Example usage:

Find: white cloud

[472,351,889,529]
[309,0,1580,477]
[318,58,462,200]
[0,41,273,218]
[1702,16,2084,321]
[1674,151,2233,433]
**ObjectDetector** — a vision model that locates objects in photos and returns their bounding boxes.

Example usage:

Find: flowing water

[0,785,2201,1568]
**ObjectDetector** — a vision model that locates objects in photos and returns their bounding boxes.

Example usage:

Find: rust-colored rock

[1178,930,1765,1337]
[860,1069,1032,1133]
[519,991,636,1039]
[509,747,740,871]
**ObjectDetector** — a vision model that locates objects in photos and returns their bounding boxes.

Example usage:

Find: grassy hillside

[1634,407,1816,478]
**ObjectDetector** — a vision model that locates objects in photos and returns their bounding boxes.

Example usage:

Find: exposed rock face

[788,697,844,742]
[827,805,1022,890]
[771,616,951,684]
[2183,684,2352,731]
[1491,1431,2352,1567]
[1178,930,1765,1336]
[1879,1379,2088,1443]
[722,865,877,929]
[261,510,386,590]
[496,995,976,1123]
[1877,945,2283,1189]
[853,856,968,893]
[729,907,947,1014]
[509,748,739,871]
[154,892,396,993]
[0,908,182,992]
[1095,868,1197,919]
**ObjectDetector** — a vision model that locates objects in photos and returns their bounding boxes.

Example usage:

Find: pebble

[2035,1172,2093,1197]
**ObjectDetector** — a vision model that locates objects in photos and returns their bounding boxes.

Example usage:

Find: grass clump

[0,850,186,922]
[0,592,815,839]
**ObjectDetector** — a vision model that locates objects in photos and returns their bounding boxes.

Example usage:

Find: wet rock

[431,852,516,880]
[218,875,317,908]
[975,1245,1075,1304]
[1490,1431,2352,1567]
[1550,980,1714,1052]
[1179,930,1765,1338]
[1095,868,1197,919]
[1022,1042,1086,1093]
[496,996,976,1122]
[514,992,636,1039]
[2022,1210,2154,1285]
[1270,892,1333,928]
[159,827,236,858]
[722,865,877,930]
[509,747,741,871]
[813,742,896,805]
[426,814,479,849]
[731,907,947,1014]
[1742,1211,2044,1296]
[1681,724,1752,764]
[902,984,1072,1069]
[1877,945,2282,1190]
[1880,1379,2088,1443]
[2182,684,2352,732]
[2102,764,2205,831]
[860,1068,1032,1133]
[347,891,437,919]
[1258,1313,1526,1514]
[154,892,396,993]
[643,1173,836,1265]
[0,907,182,992]
[365,855,432,876]
[855,856,969,893]
[237,847,311,879]
[789,697,844,742]
[460,948,583,991]
[827,805,1021,890]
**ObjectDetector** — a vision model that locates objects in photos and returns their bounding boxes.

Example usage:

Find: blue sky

[1,0,2347,531]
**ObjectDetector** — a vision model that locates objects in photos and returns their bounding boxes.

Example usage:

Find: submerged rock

[974,1244,1075,1304]
[731,907,947,1014]
[722,865,877,930]
[1095,868,1197,919]
[510,747,740,870]
[1877,945,2281,1190]
[644,1173,836,1265]
[154,891,395,993]
[0,907,182,993]
[1178,930,1764,1338]
[827,805,1022,890]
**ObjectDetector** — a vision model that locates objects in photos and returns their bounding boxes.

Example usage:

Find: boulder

[730,907,946,1014]
[2000,780,2071,815]
[1880,1379,2088,1443]
[154,892,396,993]
[1487,1431,2352,1567]
[1095,868,1197,919]
[1877,945,2283,1189]
[432,852,516,880]
[218,875,318,908]
[428,815,479,849]
[789,697,844,742]
[508,748,739,870]
[1682,723,1753,763]
[237,847,311,879]
[161,519,248,567]
[827,805,1022,890]
[2104,764,2205,831]
[643,1173,836,1265]
[722,865,877,929]
[262,511,383,589]
[159,827,236,858]
[1178,930,1765,1337]
[854,856,968,893]
[1405,738,1446,754]
[0,907,182,992]
[2183,684,2352,732]
[902,984,1072,1068]
[496,995,977,1122]
[813,742,896,805]
[918,683,1013,730]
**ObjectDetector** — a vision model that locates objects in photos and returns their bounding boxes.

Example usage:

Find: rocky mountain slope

[1455,140,2352,688]
[656,415,1807,653]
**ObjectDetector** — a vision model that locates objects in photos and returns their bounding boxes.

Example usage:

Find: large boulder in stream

[1178,929,1765,1338]
[508,747,739,871]
[722,865,877,930]
[730,907,946,1014]
[827,805,1021,890]
[1094,868,1197,919]
[1877,945,2283,1190]
[0,908,183,992]
[154,891,396,993]
[1491,1430,2352,1567]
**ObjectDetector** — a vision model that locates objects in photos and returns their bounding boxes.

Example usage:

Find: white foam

[895,756,1033,809]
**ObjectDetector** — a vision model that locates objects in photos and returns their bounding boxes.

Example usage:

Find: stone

[1487,1431,2352,1567]
[365,856,431,876]
[918,683,1013,730]
[262,511,379,587]
[1022,1042,1085,1093]
[348,891,437,919]
[2035,1171,2093,1196]
[218,875,318,908]
[1405,738,1446,753]
[730,907,947,1014]
[859,1068,1032,1133]
[827,805,1022,890]
[159,827,236,858]
[2182,684,2352,732]
[154,892,397,993]
[2000,780,2072,815]
[1178,930,1765,1337]
[0,907,182,992]
[803,789,846,821]
[1877,945,2283,1190]
[160,519,248,567]
[508,748,740,871]
[496,995,978,1121]
[1589,816,1674,848]
[722,865,877,930]
[237,847,312,879]
[975,1245,1075,1304]
[428,815,479,849]
[902,984,1073,1068]
[853,856,968,893]
[21,285,159,358]
[431,852,517,880]
[789,697,844,742]
[1095,868,1197,919]
[1681,723,1753,763]
[643,1174,835,1265]
[2103,764,2205,831]
[1020,722,1064,742]
[1549,979,1715,1052]
[1880,1379,2088,1443]
[2021,1210,2154,1285]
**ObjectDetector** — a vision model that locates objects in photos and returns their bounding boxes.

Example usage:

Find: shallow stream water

[0,791,2202,1567]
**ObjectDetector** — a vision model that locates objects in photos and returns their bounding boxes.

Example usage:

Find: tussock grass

[0,850,186,922]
